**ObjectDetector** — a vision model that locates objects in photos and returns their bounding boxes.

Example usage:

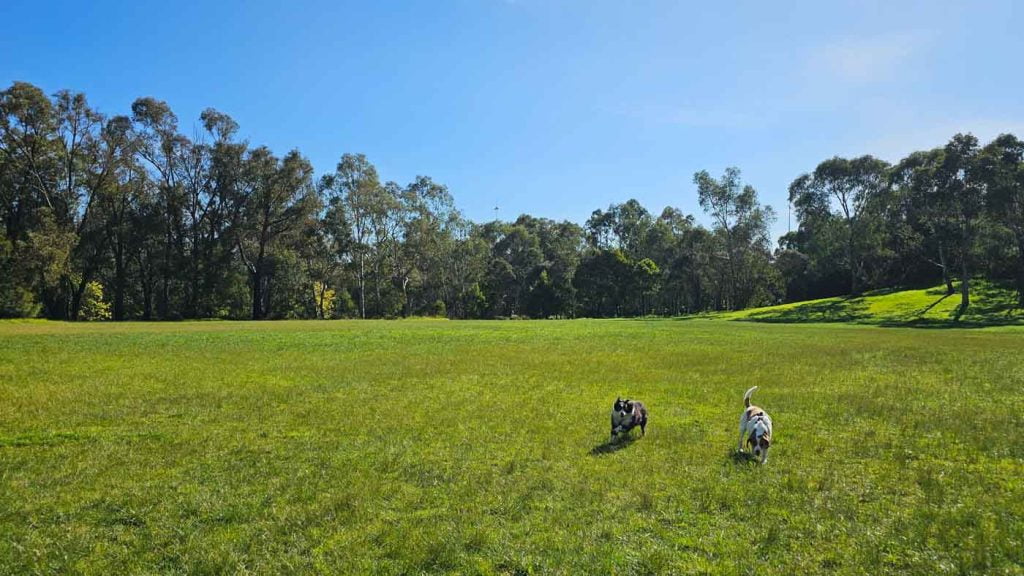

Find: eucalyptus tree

[130,97,190,318]
[236,147,317,319]
[65,107,129,321]
[937,134,985,310]
[0,82,67,316]
[514,215,584,317]
[195,109,250,317]
[484,222,544,317]
[693,167,776,309]
[585,200,652,256]
[370,181,403,316]
[979,134,1024,303]
[788,156,889,296]
[0,84,111,318]
[396,175,456,316]
[322,154,380,318]
[890,149,956,294]
[646,207,706,314]
[303,184,351,318]
[96,116,147,320]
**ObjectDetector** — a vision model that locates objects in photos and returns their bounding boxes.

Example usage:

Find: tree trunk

[938,243,953,295]
[113,240,125,321]
[251,269,263,320]
[263,273,272,319]
[159,222,172,319]
[402,277,410,318]
[141,254,153,321]
[960,257,970,312]
[374,257,382,317]
[358,253,366,319]
[848,232,859,296]
[69,274,89,321]
[1016,234,1024,306]
[313,283,322,319]
[959,221,971,313]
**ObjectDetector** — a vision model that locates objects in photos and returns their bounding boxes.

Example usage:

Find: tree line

[2,82,1022,320]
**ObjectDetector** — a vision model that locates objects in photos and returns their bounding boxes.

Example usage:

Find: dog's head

[613,397,635,418]
[749,418,771,461]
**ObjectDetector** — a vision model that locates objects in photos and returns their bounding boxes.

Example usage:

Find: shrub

[80,281,111,321]
[431,299,447,318]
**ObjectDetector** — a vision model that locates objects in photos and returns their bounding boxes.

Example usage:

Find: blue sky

[2,0,1022,240]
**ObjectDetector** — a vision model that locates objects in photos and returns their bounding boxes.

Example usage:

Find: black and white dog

[738,386,773,463]
[610,398,648,440]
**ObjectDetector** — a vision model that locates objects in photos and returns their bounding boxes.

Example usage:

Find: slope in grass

[721,281,1024,327]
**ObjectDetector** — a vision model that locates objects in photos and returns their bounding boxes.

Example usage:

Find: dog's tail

[743,386,758,408]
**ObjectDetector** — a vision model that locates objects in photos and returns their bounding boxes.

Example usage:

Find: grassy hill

[717,281,1024,327]
[2,319,1023,573]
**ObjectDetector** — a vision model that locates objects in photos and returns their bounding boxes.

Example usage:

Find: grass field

[1,319,1023,575]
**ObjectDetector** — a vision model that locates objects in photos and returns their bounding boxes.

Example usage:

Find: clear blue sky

[3,0,1022,241]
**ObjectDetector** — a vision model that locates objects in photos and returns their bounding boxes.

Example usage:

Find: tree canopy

[2,82,1023,319]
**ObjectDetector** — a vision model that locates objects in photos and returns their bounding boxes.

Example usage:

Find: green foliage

[0,280,41,318]
[1,320,1022,573]
[312,281,336,319]
[458,283,487,319]
[430,299,446,317]
[333,288,357,318]
[0,238,41,318]
[78,281,112,321]
[3,80,1024,321]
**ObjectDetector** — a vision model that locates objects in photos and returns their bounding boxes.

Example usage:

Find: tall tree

[322,154,380,319]
[788,155,890,296]
[938,134,984,311]
[891,149,957,294]
[131,97,188,318]
[693,167,776,309]
[979,134,1024,303]
[236,148,317,319]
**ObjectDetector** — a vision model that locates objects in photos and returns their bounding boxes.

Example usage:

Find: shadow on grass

[741,281,1023,329]
[918,292,952,316]
[743,296,871,324]
[877,317,1024,329]
[590,434,639,455]
[881,283,1023,328]
[729,450,757,465]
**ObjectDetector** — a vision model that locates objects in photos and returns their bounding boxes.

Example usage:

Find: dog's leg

[760,448,769,464]
[737,414,747,452]
[640,421,646,436]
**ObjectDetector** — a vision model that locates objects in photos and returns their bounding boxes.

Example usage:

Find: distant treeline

[2,82,1023,320]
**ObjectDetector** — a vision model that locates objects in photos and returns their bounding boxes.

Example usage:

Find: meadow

[1,318,1023,575]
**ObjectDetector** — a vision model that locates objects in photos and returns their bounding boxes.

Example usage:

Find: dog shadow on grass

[729,450,757,465]
[590,435,638,455]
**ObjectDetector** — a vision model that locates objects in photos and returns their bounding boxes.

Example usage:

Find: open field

[1,319,1023,574]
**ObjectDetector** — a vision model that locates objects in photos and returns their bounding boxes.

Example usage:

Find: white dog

[738,386,773,464]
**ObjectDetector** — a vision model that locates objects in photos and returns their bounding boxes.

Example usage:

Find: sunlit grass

[718,281,1024,327]
[1,319,1023,573]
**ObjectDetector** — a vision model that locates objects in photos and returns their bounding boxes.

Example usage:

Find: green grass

[1,319,1023,574]
[717,281,1024,327]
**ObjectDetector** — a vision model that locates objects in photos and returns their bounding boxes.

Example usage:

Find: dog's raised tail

[743,386,758,408]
